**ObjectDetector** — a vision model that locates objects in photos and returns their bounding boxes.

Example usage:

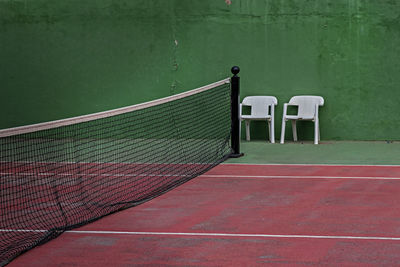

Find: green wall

[1,0,400,140]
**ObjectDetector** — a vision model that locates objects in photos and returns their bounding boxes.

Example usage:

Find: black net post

[230,66,244,158]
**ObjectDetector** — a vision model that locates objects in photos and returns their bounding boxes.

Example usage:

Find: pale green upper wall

[1,0,399,140]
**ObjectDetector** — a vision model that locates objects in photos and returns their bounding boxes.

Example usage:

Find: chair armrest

[282,103,288,118]
[314,104,319,120]
[270,103,275,117]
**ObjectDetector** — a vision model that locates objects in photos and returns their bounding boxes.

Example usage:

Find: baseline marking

[3,229,399,241]
[3,172,400,181]
[0,172,188,178]
[222,163,400,167]
[66,230,400,241]
[201,175,400,180]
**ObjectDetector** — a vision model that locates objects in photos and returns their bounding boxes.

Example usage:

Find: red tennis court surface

[8,164,400,266]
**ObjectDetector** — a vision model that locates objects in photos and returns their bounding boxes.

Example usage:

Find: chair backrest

[242,96,277,117]
[288,95,324,118]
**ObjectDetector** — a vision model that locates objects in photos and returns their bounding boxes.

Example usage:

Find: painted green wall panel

[1,0,399,141]
[1,1,176,128]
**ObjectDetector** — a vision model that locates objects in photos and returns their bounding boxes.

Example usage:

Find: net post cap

[231,66,240,75]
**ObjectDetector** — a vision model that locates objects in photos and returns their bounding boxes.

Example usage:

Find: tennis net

[0,78,235,265]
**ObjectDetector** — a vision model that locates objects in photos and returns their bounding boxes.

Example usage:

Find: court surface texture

[8,140,400,266]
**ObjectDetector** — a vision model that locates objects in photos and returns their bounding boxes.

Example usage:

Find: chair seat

[285,115,314,120]
[241,115,271,120]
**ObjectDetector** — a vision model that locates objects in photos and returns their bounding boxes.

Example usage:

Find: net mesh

[0,80,233,266]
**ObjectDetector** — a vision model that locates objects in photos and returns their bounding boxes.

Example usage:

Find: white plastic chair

[280,96,324,145]
[240,96,278,143]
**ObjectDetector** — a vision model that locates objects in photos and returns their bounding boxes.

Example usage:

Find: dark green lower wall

[1,0,399,140]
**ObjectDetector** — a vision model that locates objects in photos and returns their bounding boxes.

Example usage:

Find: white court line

[222,163,400,167]
[0,172,188,178]
[3,172,400,180]
[2,229,400,241]
[0,229,48,233]
[61,230,400,241]
[201,175,400,180]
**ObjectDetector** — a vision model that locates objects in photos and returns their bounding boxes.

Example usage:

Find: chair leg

[314,119,319,145]
[270,119,275,144]
[280,118,286,144]
[239,119,242,140]
[245,120,250,141]
[318,124,321,142]
[291,120,297,142]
